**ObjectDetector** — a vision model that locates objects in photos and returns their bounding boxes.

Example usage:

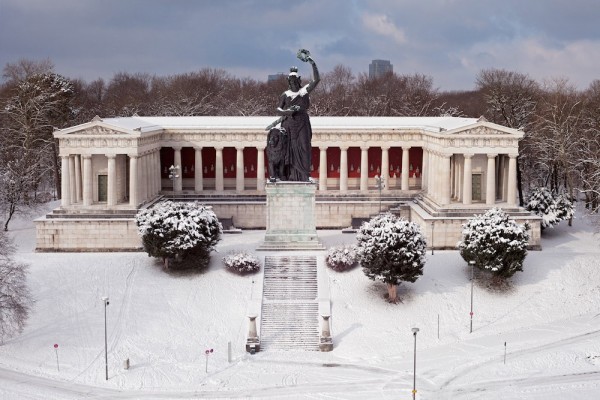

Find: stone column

[401,146,411,191]
[486,154,497,205]
[463,154,473,205]
[153,150,160,196]
[501,155,509,202]
[139,155,148,202]
[507,154,518,207]
[74,155,82,203]
[360,146,369,192]
[422,149,429,191]
[173,147,182,192]
[428,152,437,200]
[107,154,117,207]
[129,155,139,207]
[256,147,265,191]
[60,155,71,207]
[339,146,348,192]
[194,147,203,192]
[149,152,156,197]
[215,147,224,192]
[236,146,244,192]
[147,151,155,197]
[68,155,76,204]
[455,157,463,201]
[441,155,451,205]
[381,146,389,192]
[319,147,327,191]
[82,155,93,206]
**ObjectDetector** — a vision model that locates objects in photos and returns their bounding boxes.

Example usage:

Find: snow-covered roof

[98,116,480,133]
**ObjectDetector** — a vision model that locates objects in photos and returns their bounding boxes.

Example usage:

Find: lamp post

[469,260,475,333]
[375,175,385,213]
[411,327,419,400]
[430,221,434,255]
[102,296,109,381]
[168,165,180,200]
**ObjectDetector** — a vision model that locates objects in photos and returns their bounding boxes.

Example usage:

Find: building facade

[35,115,541,251]
[369,60,393,79]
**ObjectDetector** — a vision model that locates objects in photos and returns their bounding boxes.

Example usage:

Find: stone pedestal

[257,181,324,250]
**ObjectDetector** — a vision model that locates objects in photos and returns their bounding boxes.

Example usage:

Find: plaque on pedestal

[257,181,324,251]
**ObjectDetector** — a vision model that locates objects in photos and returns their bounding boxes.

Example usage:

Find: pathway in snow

[259,255,320,351]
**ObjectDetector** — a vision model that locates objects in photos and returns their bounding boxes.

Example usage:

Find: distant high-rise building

[369,59,393,79]
[268,73,286,82]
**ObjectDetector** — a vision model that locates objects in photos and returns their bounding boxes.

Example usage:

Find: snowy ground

[1,202,600,399]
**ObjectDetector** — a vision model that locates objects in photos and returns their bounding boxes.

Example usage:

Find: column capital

[360,145,370,151]
[508,153,518,159]
[339,145,349,151]
[235,146,245,151]
[487,153,498,159]
[128,154,139,159]
[402,146,412,151]
[256,145,266,151]
[381,146,390,151]
[82,154,92,159]
[463,153,474,159]
[319,146,328,151]
[106,154,116,159]
[172,146,182,151]
[194,146,203,151]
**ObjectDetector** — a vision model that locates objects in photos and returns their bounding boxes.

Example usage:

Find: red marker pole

[205,348,213,373]
[54,344,60,372]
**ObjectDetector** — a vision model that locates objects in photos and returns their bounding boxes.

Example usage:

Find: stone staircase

[260,255,320,351]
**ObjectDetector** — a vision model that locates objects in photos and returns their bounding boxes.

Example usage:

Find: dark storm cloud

[1,0,599,90]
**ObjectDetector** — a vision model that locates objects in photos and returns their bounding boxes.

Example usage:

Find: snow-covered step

[260,255,320,351]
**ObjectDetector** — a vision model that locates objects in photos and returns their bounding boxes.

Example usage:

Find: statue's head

[269,132,279,147]
[287,66,301,91]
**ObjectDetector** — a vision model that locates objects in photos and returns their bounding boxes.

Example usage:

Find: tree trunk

[517,156,524,207]
[4,203,16,231]
[52,139,61,200]
[387,283,398,303]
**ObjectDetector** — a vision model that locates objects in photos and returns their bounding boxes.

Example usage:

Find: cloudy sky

[1,0,599,91]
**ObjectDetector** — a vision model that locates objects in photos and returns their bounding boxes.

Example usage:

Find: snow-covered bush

[325,245,358,272]
[526,187,574,229]
[458,208,530,278]
[356,213,426,303]
[223,252,261,274]
[135,201,222,270]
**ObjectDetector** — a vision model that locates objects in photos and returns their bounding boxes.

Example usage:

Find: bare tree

[476,69,540,205]
[0,230,31,343]
[578,80,600,216]
[2,58,54,84]
[1,73,74,206]
[531,78,583,196]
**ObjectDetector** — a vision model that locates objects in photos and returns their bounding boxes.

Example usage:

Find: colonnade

[60,145,518,209]
[423,149,518,208]
[60,149,162,208]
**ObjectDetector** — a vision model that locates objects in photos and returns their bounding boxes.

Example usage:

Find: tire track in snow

[436,323,600,394]
[71,261,138,382]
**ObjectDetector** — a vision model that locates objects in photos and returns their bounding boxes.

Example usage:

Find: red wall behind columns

[243,148,258,178]
[310,148,319,178]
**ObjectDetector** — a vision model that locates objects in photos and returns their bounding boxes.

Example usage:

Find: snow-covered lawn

[1,203,599,399]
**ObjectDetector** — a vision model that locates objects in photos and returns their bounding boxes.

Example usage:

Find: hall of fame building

[35,115,541,251]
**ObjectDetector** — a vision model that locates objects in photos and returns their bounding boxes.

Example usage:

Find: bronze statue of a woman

[266,49,320,182]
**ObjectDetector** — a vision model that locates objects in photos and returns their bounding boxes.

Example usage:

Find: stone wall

[35,218,142,252]
[35,201,541,251]
[409,204,542,250]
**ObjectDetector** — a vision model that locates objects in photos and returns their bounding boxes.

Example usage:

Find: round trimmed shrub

[325,245,358,272]
[223,251,261,274]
